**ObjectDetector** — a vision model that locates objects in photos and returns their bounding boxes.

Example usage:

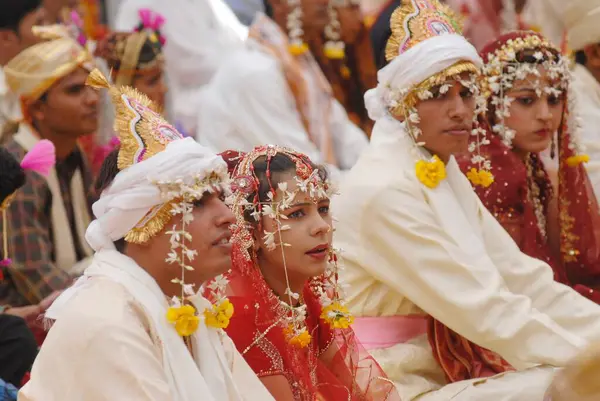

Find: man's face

[175,191,235,284]
[132,66,167,111]
[0,7,47,64]
[29,67,99,138]
[411,74,477,162]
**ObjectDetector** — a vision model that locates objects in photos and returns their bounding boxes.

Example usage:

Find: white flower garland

[154,174,231,310]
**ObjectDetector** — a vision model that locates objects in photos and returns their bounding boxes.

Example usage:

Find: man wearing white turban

[331,0,600,400]
[19,70,275,401]
[563,0,600,200]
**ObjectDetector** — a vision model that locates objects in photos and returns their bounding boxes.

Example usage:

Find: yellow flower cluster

[466,168,494,188]
[320,302,354,329]
[204,299,235,329]
[289,43,309,56]
[566,154,590,167]
[166,305,200,337]
[284,325,312,348]
[415,155,446,188]
[324,47,345,60]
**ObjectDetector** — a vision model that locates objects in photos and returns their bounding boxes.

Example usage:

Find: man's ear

[0,29,19,52]
[583,43,600,69]
[26,98,46,124]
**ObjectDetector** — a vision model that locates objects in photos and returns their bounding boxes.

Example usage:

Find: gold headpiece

[86,69,180,171]
[384,0,477,113]
[385,0,464,62]
[86,68,186,243]
[4,29,94,102]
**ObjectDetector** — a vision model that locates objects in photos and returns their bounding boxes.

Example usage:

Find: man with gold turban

[0,0,47,141]
[563,0,600,200]
[0,30,98,308]
[332,0,600,399]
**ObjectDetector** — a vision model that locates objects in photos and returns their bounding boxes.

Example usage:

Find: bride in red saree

[206,146,399,401]
[426,30,600,387]
[459,30,600,302]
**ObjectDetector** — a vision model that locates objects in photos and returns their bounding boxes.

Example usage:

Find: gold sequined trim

[385,0,463,62]
[557,156,580,262]
[391,60,478,116]
[124,202,174,244]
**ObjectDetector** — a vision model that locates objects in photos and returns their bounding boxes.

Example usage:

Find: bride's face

[255,172,333,282]
[503,65,565,155]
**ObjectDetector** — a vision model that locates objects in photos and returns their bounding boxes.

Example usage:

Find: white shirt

[572,64,600,198]
[0,66,21,141]
[195,44,368,174]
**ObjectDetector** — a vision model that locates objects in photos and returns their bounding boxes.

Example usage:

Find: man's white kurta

[19,251,274,401]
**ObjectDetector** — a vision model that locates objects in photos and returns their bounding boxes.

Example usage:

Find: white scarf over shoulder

[47,137,273,401]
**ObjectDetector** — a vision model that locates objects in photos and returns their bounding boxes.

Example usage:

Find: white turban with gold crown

[82,70,229,251]
[364,0,482,121]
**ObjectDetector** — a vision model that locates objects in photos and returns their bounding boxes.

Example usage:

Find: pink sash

[352,315,428,350]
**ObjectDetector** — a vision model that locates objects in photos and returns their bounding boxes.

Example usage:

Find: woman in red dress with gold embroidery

[459,30,600,303]
[207,146,399,401]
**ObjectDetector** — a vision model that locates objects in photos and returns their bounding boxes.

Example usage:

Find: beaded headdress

[323,0,361,60]
[285,0,360,59]
[221,145,352,347]
[480,31,577,151]
[4,28,94,103]
[384,0,480,113]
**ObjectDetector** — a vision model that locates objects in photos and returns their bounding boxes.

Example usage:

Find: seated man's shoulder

[339,153,418,201]
[48,278,153,343]
[3,138,49,199]
[3,137,25,159]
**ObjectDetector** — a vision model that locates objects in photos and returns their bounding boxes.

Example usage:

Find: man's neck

[271,13,321,45]
[585,65,600,87]
[33,124,79,160]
